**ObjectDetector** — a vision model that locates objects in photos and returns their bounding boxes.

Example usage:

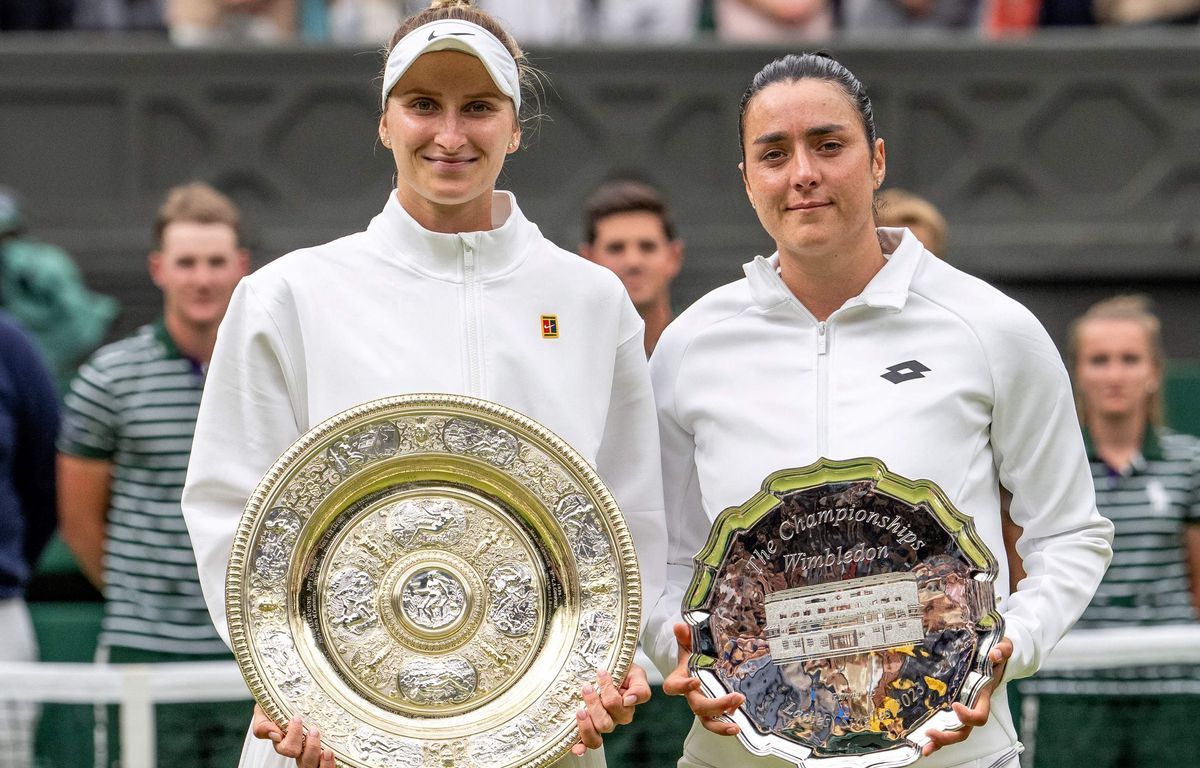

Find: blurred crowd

[1,0,1197,44]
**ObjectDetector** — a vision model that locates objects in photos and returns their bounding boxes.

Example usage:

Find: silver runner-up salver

[683,457,1003,768]
[226,394,642,768]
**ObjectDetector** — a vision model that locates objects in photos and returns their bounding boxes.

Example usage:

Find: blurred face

[583,211,682,311]
[1074,318,1160,422]
[740,78,884,262]
[379,51,520,231]
[905,222,940,254]
[150,221,249,331]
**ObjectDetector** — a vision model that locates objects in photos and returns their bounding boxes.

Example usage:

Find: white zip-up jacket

[182,191,666,768]
[644,228,1113,768]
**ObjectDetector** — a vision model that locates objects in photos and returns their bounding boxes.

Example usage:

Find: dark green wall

[2,33,1199,358]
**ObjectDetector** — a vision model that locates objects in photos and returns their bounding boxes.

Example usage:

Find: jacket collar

[744,226,925,315]
[366,190,539,282]
[152,318,205,376]
[151,317,181,360]
[1081,424,1164,469]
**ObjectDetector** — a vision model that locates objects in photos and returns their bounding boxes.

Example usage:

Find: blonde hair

[154,182,240,249]
[875,188,948,257]
[383,0,542,125]
[1066,294,1166,426]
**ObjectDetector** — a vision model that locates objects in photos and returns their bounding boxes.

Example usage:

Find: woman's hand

[922,637,1013,756]
[661,623,743,736]
[570,664,654,755]
[251,704,336,767]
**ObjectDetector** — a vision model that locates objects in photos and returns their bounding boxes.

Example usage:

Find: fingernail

[269,733,281,743]
[577,709,587,720]
[623,694,637,706]
[582,683,594,695]
[597,669,610,680]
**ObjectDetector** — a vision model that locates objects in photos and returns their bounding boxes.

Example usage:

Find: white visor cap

[381,19,521,113]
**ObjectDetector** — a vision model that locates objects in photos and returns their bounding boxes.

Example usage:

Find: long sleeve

[992,319,1114,681]
[642,333,709,679]
[182,280,304,646]
[594,319,667,648]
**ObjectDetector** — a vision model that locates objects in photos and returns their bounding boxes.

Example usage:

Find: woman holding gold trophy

[644,53,1114,768]
[181,2,665,766]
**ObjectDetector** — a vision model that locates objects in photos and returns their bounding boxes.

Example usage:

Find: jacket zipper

[462,237,483,397]
[816,320,829,456]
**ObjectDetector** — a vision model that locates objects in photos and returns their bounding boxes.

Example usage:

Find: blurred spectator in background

[469,0,700,43]
[592,0,701,41]
[1092,0,1200,23]
[874,187,948,257]
[714,0,832,42]
[166,0,295,45]
[0,312,59,768]
[580,178,683,357]
[1016,295,1200,768]
[843,0,980,32]
[0,186,118,396]
[0,0,75,29]
[1036,0,1095,25]
[317,0,403,42]
[72,0,165,31]
[466,0,587,41]
[57,183,250,768]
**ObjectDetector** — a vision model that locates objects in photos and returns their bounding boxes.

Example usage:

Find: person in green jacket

[0,185,118,395]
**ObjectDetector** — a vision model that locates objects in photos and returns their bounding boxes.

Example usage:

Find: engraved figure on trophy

[555,494,611,564]
[387,498,467,546]
[432,741,464,768]
[254,537,290,584]
[486,563,536,637]
[349,639,394,688]
[259,629,311,699]
[469,528,513,560]
[254,507,302,582]
[478,642,511,672]
[403,415,440,451]
[396,657,478,705]
[400,568,466,630]
[350,726,422,768]
[469,718,542,764]
[442,418,519,466]
[328,568,379,634]
[576,610,618,670]
[327,423,401,474]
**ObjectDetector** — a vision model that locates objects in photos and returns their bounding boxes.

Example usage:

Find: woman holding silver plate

[180,2,665,766]
[642,53,1114,768]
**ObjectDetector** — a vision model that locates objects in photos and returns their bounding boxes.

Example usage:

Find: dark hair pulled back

[738,53,876,155]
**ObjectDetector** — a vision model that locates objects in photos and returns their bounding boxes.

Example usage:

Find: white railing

[2,626,1199,768]
[0,660,250,767]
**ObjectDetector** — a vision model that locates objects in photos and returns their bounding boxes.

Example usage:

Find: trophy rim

[226,393,642,768]
[684,456,1004,768]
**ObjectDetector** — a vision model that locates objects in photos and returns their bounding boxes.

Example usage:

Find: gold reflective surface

[227,394,641,768]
